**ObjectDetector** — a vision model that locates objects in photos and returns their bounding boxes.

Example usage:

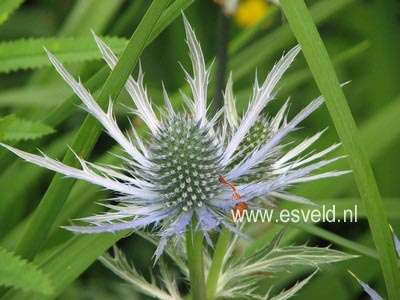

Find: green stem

[206,227,231,300]
[186,217,206,300]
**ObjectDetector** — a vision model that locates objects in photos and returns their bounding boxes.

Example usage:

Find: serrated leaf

[99,246,182,300]
[0,115,15,140]
[240,246,356,274]
[2,118,55,141]
[218,245,356,299]
[0,0,24,25]
[249,225,288,263]
[269,271,316,300]
[0,36,128,73]
[0,247,53,294]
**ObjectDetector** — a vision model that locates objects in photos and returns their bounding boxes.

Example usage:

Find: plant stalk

[206,227,231,300]
[186,217,207,300]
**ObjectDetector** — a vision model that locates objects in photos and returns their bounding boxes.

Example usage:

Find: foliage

[0,37,127,73]
[0,246,53,295]
[0,115,54,141]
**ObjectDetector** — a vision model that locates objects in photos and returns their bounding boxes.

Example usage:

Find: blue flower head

[1,16,348,260]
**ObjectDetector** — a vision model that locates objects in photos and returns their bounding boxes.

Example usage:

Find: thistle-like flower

[1,16,347,259]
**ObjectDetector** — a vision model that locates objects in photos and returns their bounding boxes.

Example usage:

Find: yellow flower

[234,0,271,28]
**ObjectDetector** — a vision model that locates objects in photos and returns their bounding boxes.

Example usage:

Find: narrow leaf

[279,1,400,299]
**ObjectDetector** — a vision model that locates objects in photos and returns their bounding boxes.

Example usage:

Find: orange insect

[219,175,248,217]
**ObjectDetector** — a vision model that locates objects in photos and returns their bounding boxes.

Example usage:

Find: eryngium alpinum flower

[1,17,348,259]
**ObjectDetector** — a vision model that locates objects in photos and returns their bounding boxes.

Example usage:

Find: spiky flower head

[149,114,223,211]
[1,16,348,259]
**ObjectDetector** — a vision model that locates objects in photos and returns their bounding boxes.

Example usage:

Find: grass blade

[279,1,400,299]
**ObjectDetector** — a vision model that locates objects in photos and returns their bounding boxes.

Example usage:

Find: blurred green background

[0,0,399,299]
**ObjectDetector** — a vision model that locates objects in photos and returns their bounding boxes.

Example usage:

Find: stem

[186,217,206,300]
[206,227,231,300]
[213,8,229,112]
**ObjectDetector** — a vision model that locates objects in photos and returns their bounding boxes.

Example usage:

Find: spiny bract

[1,15,348,259]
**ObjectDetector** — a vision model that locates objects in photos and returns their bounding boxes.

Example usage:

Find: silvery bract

[100,227,356,300]
[1,16,347,259]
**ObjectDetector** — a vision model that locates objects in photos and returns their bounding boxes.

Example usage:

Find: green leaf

[0,247,53,295]
[4,233,125,300]
[0,36,127,73]
[279,1,400,299]
[0,115,14,140]
[0,0,24,26]
[2,118,55,141]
